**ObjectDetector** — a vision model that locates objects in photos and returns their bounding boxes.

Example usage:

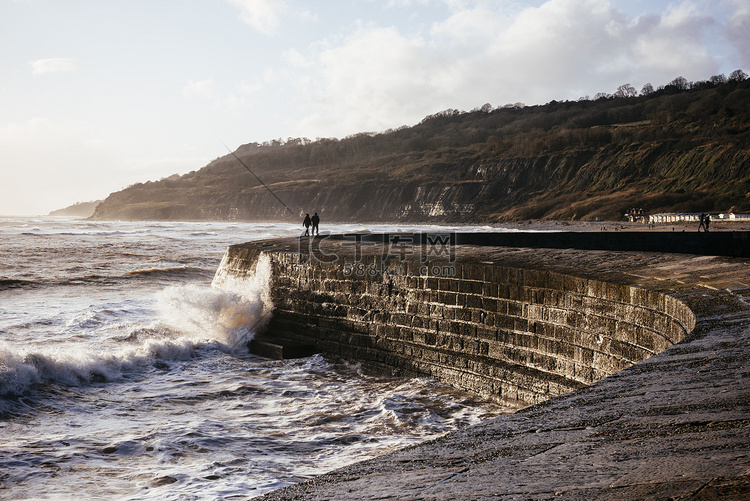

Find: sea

[0,217,515,500]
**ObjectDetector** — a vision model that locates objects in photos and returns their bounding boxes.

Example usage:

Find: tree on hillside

[730,69,748,81]
[669,76,690,90]
[615,84,637,98]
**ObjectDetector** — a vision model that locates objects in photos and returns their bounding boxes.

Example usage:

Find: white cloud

[290,25,441,136]
[627,2,717,78]
[727,1,750,68]
[283,48,313,68]
[385,0,432,7]
[182,79,217,99]
[282,0,740,139]
[29,58,82,75]
[182,78,265,112]
[226,0,287,35]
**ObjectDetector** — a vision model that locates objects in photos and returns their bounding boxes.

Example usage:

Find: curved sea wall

[215,235,696,405]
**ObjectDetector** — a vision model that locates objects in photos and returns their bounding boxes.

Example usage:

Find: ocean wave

[0,331,257,405]
[157,254,274,348]
[128,266,211,279]
[0,335,200,401]
[0,275,112,291]
[0,267,214,291]
[0,255,274,406]
[0,279,35,290]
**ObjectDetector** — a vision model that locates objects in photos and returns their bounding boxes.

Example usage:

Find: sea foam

[0,253,274,404]
[156,252,273,348]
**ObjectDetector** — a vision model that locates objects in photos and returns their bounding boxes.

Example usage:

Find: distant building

[649,212,750,224]
[625,208,647,223]
[717,213,750,221]
[648,213,703,224]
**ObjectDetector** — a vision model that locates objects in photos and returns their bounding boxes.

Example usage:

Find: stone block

[438,291,458,305]
[574,345,594,365]
[476,326,497,341]
[513,317,529,333]
[461,263,486,281]
[465,294,484,309]
[460,322,476,338]
[438,278,457,292]
[457,279,473,294]
[412,330,426,345]
[497,314,515,330]
[481,297,497,312]
[507,301,523,317]
[466,309,480,324]
[482,281,499,298]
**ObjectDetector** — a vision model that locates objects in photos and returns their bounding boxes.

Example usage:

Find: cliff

[92,76,750,223]
[49,200,103,218]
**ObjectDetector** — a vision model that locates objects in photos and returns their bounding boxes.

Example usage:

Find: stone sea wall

[215,238,696,405]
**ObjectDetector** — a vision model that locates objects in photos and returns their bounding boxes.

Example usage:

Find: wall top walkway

[254,237,750,500]
[324,230,750,258]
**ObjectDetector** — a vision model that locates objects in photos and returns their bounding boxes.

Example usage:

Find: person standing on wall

[303,213,311,236]
[311,212,320,236]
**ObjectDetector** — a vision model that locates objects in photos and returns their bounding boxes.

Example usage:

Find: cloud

[182,79,217,99]
[727,1,750,68]
[181,78,265,112]
[284,0,739,138]
[289,25,439,135]
[627,2,717,76]
[29,58,82,75]
[226,0,287,35]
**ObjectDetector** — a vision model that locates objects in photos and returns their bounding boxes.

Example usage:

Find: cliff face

[93,144,750,223]
[92,78,750,222]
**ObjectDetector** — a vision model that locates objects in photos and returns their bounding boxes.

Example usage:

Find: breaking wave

[0,254,274,409]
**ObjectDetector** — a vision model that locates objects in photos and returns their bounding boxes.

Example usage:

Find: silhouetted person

[303,213,311,236]
[699,213,707,232]
[311,212,320,236]
[704,214,711,232]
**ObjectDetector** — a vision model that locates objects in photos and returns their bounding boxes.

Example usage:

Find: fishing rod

[230,307,274,350]
[222,142,295,216]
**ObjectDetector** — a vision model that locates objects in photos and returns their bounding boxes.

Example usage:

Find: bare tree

[614,83,637,98]
[710,74,728,85]
[729,69,748,81]
[669,76,690,90]
[472,103,493,113]
[641,83,654,95]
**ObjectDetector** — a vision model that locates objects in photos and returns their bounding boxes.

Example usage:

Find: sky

[1,0,748,216]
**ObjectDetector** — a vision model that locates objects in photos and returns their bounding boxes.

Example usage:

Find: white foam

[157,253,273,348]
[0,254,274,401]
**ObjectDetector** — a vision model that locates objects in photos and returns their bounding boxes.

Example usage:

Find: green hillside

[93,72,750,223]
